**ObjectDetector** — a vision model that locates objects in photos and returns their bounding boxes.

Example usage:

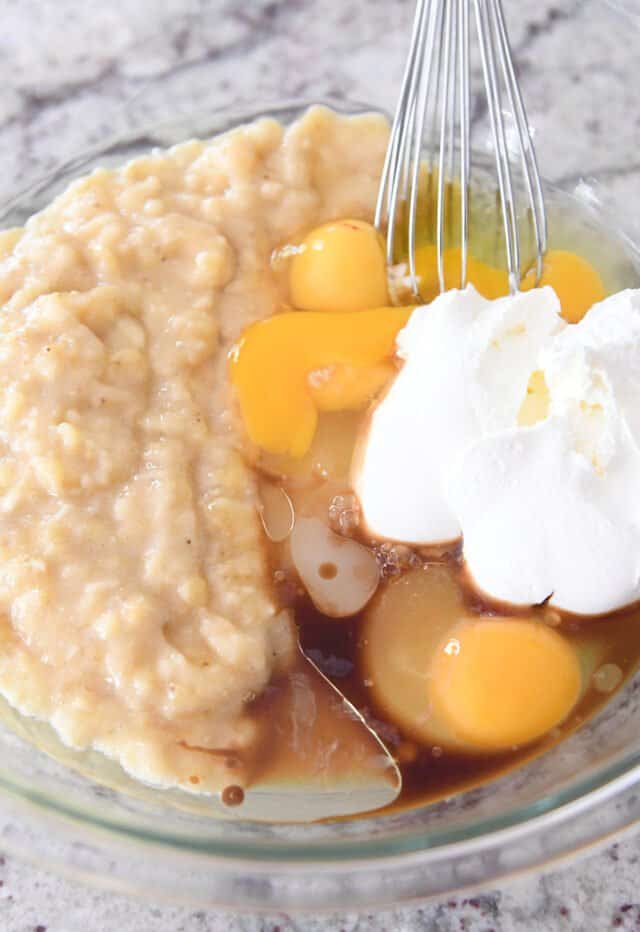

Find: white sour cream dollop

[354,286,640,615]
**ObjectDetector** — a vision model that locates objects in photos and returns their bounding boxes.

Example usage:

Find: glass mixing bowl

[1,2,640,909]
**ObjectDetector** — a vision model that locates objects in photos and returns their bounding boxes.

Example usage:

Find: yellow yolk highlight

[415,244,509,302]
[289,219,389,312]
[308,360,396,412]
[518,369,550,426]
[414,244,606,324]
[428,619,582,752]
[229,307,412,458]
[522,249,607,323]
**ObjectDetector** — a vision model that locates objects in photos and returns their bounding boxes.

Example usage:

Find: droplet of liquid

[221,784,245,807]
[318,561,338,580]
[443,638,460,657]
[257,478,294,542]
[593,663,623,695]
[542,606,562,628]
[328,492,361,537]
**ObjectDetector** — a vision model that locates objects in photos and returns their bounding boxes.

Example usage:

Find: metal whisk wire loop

[375,0,547,301]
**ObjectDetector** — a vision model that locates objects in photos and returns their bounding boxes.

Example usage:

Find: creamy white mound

[356,286,640,616]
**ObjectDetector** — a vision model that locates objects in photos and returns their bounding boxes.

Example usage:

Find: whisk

[375,0,547,299]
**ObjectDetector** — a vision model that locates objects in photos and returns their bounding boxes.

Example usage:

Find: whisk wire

[375,0,427,266]
[426,3,445,175]
[458,0,470,288]
[491,0,547,281]
[408,0,442,289]
[436,0,456,293]
[377,0,546,301]
[475,0,520,292]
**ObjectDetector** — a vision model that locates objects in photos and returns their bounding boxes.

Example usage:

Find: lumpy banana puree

[0,107,389,794]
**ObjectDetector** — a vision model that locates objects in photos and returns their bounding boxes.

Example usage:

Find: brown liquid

[251,408,640,818]
[247,647,398,791]
[293,569,640,815]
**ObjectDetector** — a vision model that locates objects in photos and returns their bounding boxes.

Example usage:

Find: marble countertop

[1,0,640,929]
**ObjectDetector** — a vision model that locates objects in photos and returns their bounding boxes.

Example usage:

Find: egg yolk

[414,244,606,324]
[308,360,396,412]
[414,244,509,302]
[289,219,390,312]
[229,306,412,458]
[522,249,607,324]
[428,619,582,752]
[361,566,582,754]
[233,214,608,459]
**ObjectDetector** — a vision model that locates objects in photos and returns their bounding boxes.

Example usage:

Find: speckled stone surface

[1,0,640,929]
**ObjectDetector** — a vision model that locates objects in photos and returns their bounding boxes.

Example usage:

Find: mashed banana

[0,107,388,793]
